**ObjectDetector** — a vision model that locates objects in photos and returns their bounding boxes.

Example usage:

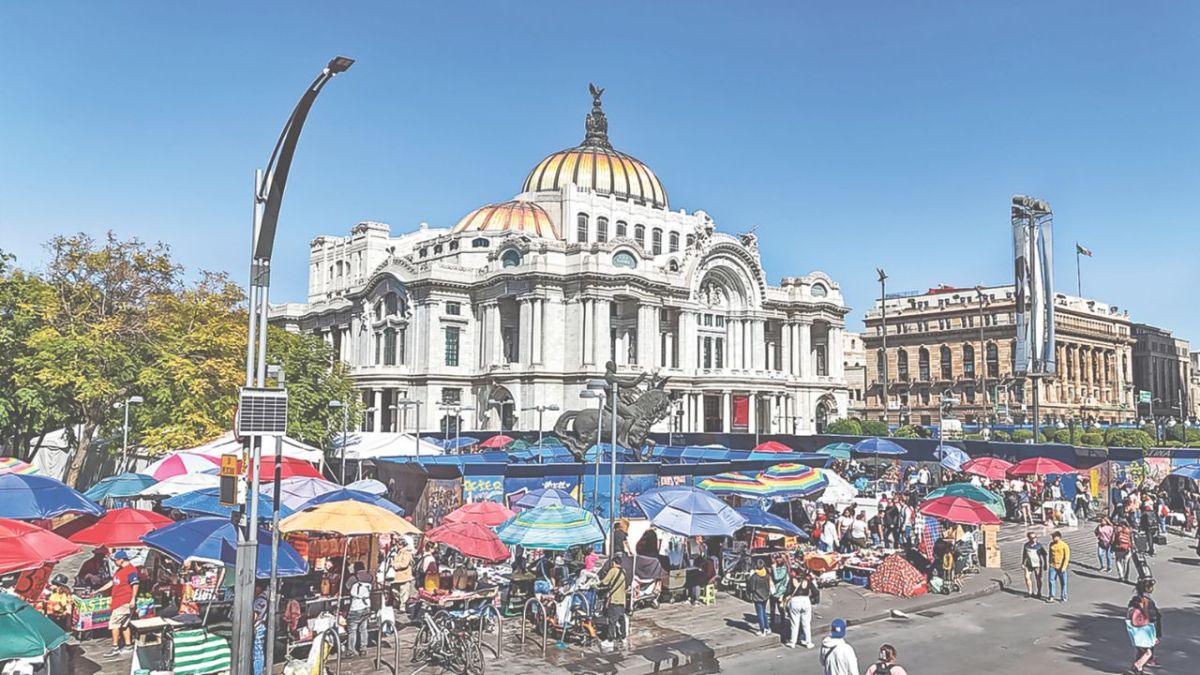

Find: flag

[1076,243,1093,257]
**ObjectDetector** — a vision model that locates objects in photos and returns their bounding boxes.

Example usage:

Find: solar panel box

[236,387,289,437]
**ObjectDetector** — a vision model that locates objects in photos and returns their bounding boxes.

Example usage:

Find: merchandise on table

[72,593,155,631]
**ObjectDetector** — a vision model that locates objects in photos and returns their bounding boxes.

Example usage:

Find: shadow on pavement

[1053,597,1200,674]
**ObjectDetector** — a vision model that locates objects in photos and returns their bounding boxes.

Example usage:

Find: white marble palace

[273,86,850,438]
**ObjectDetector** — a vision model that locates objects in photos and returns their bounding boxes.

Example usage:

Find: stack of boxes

[981,523,1001,568]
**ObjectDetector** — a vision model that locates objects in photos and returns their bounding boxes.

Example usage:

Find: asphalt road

[718,536,1200,674]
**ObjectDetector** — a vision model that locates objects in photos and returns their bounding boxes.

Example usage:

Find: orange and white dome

[451,200,560,239]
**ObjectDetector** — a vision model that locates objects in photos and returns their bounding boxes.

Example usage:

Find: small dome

[522,84,668,210]
[451,200,560,239]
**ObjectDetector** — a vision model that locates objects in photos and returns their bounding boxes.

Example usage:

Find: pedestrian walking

[1021,531,1048,600]
[818,618,858,675]
[597,553,627,652]
[345,561,373,656]
[1048,530,1070,602]
[1139,503,1157,557]
[1126,579,1162,674]
[1018,487,1034,526]
[745,558,773,636]
[1095,517,1114,572]
[768,554,789,630]
[865,644,909,675]
[1113,522,1134,583]
[96,550,139,657]
[784,572,819,649]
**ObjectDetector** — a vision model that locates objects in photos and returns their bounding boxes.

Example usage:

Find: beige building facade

[862,285,1136,428]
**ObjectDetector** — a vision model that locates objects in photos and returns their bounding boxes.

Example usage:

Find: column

[749,392,758,434]
[518,299,532,365]
[679,311,695,370]
[721,391,732,433]
[490,305,502,367]
[371,388,382,432]
[532,299,543,365]
[581,299,593,365]
[594,299,612,366]
[752,320,766,370]
[798,321,812,379]
[830,327,843,379]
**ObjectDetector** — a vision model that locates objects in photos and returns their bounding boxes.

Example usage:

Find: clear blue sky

[2,2,1197,341]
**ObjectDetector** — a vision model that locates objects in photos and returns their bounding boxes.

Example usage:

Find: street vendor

[76,546,111,590]
[43,574,73,630]
[95,551,140,657]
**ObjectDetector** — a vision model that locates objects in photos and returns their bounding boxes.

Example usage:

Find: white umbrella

[139,472,220,498]
[263,476,340,510]
[346,479,387,496]
[815,469,858,504]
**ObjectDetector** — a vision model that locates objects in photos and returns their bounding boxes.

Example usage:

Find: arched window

[501,249,521,268]
[472,237,489,248]
[918,347,930,380]
[634,224,645,248]
[897,348,909,381]
[576,213,589,242]
[686,234,695,248]
[596,217,608,243]
[616,220,627,238]
[940,345,953,380]
[668,259,680,272]
[811,283,828,298]
[612,251,637,269]
[668,232,680,253]
[963,344,976,378]
[651,228,663,255]
[986,343,999,378]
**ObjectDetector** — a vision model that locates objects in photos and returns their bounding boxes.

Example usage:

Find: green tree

[267,326,360,449]
[1105,428,1154,449]
[990,430,1012,442]
[136,273,247,453]
[860,420,889,436]
[1011,429,1034,443]
[23,233,179,486]
[1079,431,1105,447]
[824,418,862,436]
[0,253,67,459]
[891,424,927,439]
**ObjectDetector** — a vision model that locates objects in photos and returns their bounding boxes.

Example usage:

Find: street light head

[128,395,144,404]
[876,268,887,283]
[546,404,561,411]
[579,390,604,400]
[327,56,355,74]
[328,400,344,409]
[586,378,609,392]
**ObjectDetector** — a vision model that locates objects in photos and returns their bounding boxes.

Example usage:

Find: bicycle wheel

[461,633,485,675]
[411,623,433,663]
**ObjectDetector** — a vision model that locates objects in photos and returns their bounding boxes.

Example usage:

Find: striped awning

[172,628,231,675]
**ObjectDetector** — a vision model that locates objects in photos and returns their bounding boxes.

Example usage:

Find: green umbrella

[0,593,70,659]
[816,442,853,461]
[923,483,1006,518]
[507,440,531,452]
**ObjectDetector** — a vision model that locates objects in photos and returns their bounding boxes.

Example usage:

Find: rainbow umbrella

[0,458,37,475]
[697,472,770,497]
[756,463,830,498]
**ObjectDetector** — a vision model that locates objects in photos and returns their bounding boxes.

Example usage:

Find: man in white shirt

[819,618,859,675]
[916,466,931,490]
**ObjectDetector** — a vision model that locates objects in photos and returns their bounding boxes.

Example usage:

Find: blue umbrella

[296,488,405,515]
[141,516,308,578]
[0,473,104,519]
[734,506,808,538]
[635,486,747,537]
[851,438,908,457]
[583,443,638,462]
[84,473,158,501]
[1171,464,1200,480]
[935,445,970,472]
[442,437,480,452]
[515,488,580,510]
[163,488,293,520]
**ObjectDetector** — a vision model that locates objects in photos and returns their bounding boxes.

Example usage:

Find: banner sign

[1012,195,1056,376]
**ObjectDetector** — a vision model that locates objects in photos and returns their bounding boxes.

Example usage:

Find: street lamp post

[877,268,889,429]
[393,399,423,456]
[113,395,143,472]
[581,384,606,512]
[521,404,561,462]
[438,404,475,452]
[232,56,354,675]
[328,400,349,483]
[608,380,620,554]
[974,286,989,427]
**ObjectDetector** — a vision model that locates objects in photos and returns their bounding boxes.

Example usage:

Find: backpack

[1115,528,1133,552]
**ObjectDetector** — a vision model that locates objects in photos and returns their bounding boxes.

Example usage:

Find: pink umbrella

[752,441,794,453]
[143,452,220,480]
[443,501,515,527]
[918,496,1002,526]
[1008,457,1077,477]
[960,457,1013,481]
[479,435,515,449]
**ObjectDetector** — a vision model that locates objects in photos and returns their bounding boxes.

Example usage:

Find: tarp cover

[869,554,927,597]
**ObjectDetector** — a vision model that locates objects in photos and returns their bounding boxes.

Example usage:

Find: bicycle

[410,608,484,675]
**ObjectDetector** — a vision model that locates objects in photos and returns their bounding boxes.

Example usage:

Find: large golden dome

[522,84,668,210]
[451,200,560,239]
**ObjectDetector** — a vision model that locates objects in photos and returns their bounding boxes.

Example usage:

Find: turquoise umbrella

[816,442,853,461]
[84,473,158,501]
[923,483,1006,517]
[0,594,70,659]
[495,505,606,551]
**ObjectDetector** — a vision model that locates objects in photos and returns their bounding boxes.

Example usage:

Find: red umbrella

[1008,457,1077,477]
[752,441,794,453]
[918,496,1002,526]
[479,435,515,449]
[443,501,515,527]
[424,521,510,562]
[248,456,323,480]
[960,457,1013,481]
[0,518,82,574]
[62,508,173,548]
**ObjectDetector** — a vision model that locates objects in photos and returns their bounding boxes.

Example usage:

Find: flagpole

[1075,245,1082,296]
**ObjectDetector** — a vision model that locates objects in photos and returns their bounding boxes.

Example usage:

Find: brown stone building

[862,284,1135,428]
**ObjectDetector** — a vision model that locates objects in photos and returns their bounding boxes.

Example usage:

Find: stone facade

[271,90,850,437]
[861,285,1135,427]
[842,331,866,418]
[1131,324,1191,421]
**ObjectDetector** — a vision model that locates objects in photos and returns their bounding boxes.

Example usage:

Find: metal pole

[537,408,544,463]
[977,288,987,430]
[121,400,130,470]
[415,402,421,456]
[264,434,283,675]
[592,395,603,513]
[1032,376,1040,443]
[609,381,619,555]
[879,270,888,429]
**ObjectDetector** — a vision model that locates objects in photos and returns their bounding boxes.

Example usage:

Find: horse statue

[554,362,673,462]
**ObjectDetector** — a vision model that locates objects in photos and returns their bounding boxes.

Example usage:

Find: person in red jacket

[97,551,140,657]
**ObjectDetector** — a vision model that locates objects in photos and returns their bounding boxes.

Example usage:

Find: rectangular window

[374,333,382,365]
[384,329,397,366]
[445,327,460,366]
[703,337,712,369]
[398,329,406,364]
[715,338,724,368]
[715,316,725,327]
[445,302,461,316]
[704,314,713,326]
[441,387,462,404]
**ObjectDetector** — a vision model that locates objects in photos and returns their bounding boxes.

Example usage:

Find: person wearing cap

[818,618,858,675]
[77,546,112,590]
[96,550,140,657]
[45,574,74,630]
[389,536,414,614]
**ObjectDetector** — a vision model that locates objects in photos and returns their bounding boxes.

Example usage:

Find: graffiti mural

[417,478,462,527]
[462,475,504,503]
[503,475,580,510]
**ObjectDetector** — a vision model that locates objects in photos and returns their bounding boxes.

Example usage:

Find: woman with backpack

[865,644,909,675]
[1126,579,1162,674]
[1113,523,1134,582]
[744,558,773,636]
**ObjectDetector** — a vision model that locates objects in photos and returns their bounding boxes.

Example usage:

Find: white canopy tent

[185,432,325,464]
[329,432,443,461]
